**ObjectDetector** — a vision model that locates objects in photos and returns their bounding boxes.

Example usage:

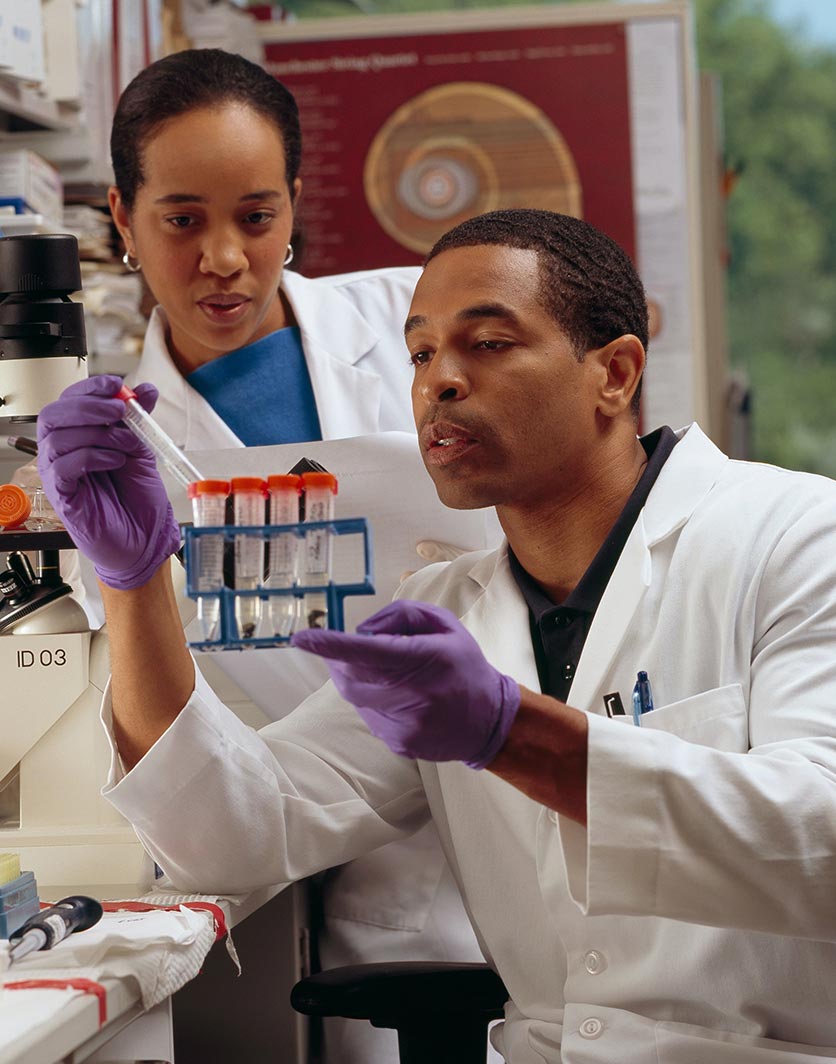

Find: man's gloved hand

[37,375,182,591]
[290,600,520,769]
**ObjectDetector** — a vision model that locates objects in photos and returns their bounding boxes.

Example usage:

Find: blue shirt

[187,327,323,446]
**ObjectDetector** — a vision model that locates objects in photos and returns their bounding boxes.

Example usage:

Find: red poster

[264,21,634,276]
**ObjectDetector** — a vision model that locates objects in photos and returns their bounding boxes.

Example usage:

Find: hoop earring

[122,250,142,273]
[283,244,294,267]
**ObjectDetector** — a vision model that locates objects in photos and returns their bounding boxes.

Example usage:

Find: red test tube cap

[267,474,302,493]
[187,479,230,498]
[230,476,268,495]
[300,472,338,494]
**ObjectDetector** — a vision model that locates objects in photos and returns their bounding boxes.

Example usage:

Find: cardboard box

[0,149,63,226]
[0,0,45,83]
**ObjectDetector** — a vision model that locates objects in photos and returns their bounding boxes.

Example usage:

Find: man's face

[407,244,601,513]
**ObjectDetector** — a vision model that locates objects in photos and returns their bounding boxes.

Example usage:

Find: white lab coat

[128,267,421,449]
[116,265,492,1061]
[103,423,836,1063]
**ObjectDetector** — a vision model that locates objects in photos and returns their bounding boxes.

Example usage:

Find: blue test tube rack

[182,517,374,650]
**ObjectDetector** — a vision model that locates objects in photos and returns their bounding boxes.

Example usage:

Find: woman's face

[110,102,300,374]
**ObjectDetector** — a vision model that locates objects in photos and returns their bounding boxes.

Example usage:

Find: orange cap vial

[230,476,268,495]
[187,479,230,498]
[300,472,338,494]
[0,484,32,528]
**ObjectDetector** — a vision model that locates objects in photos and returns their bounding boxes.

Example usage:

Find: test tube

[188,479,229,642]
[266,474,301,638]
[118,385,203,490]
[231,477,267,639]
[301,472,338,629]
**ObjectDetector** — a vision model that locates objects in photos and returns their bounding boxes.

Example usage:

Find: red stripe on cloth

[6,978,107,1024]
[100,900,227,942]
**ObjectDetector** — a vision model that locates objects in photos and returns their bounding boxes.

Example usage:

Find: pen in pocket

[632,670,654,726]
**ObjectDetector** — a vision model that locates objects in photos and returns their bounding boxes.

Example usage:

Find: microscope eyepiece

[0,233,82,297]
[0,233,88,423]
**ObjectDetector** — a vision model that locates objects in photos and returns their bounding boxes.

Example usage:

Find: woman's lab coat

[126,265,492,1061]
[103,423,836,1063]
[130,267,421,448]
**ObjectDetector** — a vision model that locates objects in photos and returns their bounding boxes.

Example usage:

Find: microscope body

[0,538,153,892]
[0,234,153,892]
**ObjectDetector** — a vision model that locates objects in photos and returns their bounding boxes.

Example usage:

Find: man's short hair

[427,209,649,414]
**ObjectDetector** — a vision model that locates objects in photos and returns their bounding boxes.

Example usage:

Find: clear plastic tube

[118,385,203,489]
[266,474,301,638]
[188,479,229,642]
[231,477,267,639]
[301,472,338,629]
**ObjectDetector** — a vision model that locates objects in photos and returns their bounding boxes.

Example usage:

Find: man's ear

[108,186,134,254]
[593,334,645,418]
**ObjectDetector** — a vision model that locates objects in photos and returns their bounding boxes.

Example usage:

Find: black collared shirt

[508,426,678,703]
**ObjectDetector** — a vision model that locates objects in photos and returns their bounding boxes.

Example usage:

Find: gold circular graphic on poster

[364,82,583,255]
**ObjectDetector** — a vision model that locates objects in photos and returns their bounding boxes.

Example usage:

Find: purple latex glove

[290,600,521,769]
[37,375,181,590]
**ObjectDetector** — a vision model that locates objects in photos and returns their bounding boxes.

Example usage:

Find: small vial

[231,477,267,639]
[118,385,203,490]
[266,474,301,638]
[301,472,338,629]
[188,479,230,642]
[23,487,53,531]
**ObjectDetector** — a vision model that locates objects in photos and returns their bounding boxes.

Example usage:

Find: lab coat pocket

[655,1018,836,1062]
[633,685,744,753]
[640,683,748,752]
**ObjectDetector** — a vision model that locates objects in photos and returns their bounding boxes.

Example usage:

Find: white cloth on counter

[0,905,215,1010]
[0,982,93,1045]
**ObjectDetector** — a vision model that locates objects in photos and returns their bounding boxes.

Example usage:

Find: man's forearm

[488,686,588,826]
[100,563,195,770]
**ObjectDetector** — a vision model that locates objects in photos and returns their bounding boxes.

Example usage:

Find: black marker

[6,436,38,457]
[8,895,103,964]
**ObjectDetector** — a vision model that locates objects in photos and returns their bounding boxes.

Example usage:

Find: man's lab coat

[104,423,836,1063]
[119,265,492,1060]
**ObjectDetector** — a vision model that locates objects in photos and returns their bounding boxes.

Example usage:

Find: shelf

[0,213,68,236]
[0,74,76,133]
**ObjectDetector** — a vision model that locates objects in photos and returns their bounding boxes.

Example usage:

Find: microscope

[0,234,152,891]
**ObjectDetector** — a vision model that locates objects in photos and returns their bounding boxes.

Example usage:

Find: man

[38,209,836,1063]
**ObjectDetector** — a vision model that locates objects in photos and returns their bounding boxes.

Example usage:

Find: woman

[100,48,490,1064]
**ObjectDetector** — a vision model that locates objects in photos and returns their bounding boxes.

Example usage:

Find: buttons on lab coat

[579,1017,604,1039]
[584,949,606,974]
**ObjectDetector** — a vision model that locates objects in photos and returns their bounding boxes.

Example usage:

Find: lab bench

[0,881,309,1064]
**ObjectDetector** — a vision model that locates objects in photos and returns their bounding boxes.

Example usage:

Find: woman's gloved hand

[37,375,182,591]
[291,600,520,768]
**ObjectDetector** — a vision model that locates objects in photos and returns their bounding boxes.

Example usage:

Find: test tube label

[305,500,330,574]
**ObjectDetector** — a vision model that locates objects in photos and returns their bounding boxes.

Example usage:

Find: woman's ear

[594,334,646,418]
[108,186,133,253]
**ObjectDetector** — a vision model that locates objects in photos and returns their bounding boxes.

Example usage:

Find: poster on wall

[259,1,706,432]
[263,21,634,275]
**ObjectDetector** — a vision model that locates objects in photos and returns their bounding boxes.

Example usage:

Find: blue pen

[632,670,654,726]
